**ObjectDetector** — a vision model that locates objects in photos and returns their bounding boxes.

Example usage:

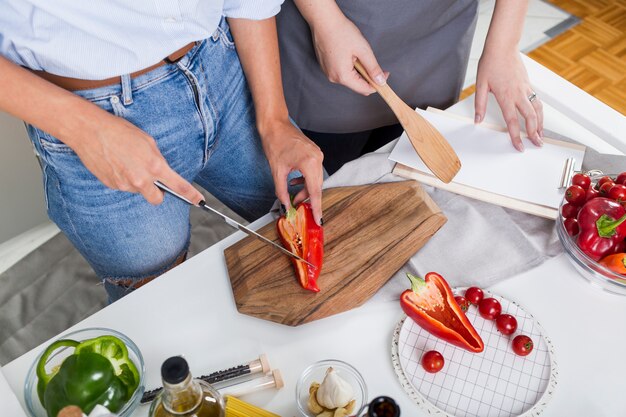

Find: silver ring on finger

[528,91,537,103]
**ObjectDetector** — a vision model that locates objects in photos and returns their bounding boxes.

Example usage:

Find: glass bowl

[296,359,367,417]
[24,327,145,417]
[557,198,626,295]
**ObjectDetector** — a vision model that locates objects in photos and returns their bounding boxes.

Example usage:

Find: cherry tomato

[495,314,518,335]
[454,296,470,312]
[597,176,614,189]
[586,186,600,202]
[560,203,580,219]
[565,185,586,206]
[478,297,502,320]
[465,287,484,305]
[564,218,579,236]
[421,350,445,373]
[512,335,534,356]
[599,181,615,197]
[572,173,591,190]
[616,172,626,186]
[609,184,626,202]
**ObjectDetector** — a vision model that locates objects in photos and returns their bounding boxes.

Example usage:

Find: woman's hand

[75,113,203,205]
[475,0,541,152]
[0,56,202,206]
[308,9,387,96]
[259,119,324,224]
[475,50,543,152]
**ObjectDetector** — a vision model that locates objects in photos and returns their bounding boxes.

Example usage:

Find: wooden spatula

[354,60,461,183]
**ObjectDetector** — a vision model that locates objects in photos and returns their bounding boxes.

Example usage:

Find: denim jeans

[26,19,276,303]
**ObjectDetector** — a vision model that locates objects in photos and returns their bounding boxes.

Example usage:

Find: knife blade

[154,181,315,268]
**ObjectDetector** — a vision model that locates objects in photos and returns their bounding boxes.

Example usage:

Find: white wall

[0,112,49,244]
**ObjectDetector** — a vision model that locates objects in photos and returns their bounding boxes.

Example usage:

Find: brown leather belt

[32,42,196,91]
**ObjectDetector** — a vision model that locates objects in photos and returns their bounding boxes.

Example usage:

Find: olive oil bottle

[149,356,224,417]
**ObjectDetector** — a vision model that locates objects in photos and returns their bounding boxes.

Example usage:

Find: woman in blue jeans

[0,1,323,302]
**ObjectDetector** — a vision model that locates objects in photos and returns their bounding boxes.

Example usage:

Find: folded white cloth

[322,144,561,302]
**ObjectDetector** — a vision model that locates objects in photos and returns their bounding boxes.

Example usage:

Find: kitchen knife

[154,181,315,268]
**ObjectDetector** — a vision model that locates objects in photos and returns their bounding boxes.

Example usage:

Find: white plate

[391,290,558,417]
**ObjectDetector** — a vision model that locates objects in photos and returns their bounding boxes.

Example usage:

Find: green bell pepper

[36,339,79,404]
[43,351,127,417]
[74,335,140,399]
[36,335,140,417]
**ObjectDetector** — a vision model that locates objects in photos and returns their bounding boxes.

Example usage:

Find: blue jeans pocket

[33,128,74,154]
[216,18,236,50]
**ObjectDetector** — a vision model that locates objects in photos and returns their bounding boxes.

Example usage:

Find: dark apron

[277,0,478,133]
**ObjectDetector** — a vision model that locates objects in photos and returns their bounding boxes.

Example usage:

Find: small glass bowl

[296,359,367,417]
[23,327,145,417]
[557,198,626,295]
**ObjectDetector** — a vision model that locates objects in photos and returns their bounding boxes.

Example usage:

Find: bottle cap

[368,396,400,417]
[161,356,189,384]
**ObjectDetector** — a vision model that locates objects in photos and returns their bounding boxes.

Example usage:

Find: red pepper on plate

[400,273,484,353]
[576,198,626,261]
[276,202,324,292]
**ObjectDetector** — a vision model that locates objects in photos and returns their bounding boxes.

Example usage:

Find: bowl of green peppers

[23,327,145,417]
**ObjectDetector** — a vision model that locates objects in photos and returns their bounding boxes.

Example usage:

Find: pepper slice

[276,202,324,292]
[74,335,140,399]
[599,253,626,282]
[36,339,80,404]
[400,273,484,353]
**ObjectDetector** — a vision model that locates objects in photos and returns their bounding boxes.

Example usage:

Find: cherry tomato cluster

[562,172,626,237]
[422,287,536,373]
[461,287,533,357]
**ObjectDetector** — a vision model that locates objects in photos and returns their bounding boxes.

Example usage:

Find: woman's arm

[292,0,387,96]
[475,0,544,151]
[0,56,202,204]
[228,17,324,224]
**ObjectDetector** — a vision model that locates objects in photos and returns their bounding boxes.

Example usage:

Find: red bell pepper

[576,198,626,261]
[400,273,484,353]
[276,202,324,292]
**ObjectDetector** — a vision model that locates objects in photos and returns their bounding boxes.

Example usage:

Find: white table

[3,57,626,417]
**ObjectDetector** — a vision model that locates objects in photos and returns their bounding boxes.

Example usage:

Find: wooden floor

[463,0,626,115]
[530,0,626,115]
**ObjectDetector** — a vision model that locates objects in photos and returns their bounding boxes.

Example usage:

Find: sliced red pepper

[276,202,324,292]
[401,273,484,353]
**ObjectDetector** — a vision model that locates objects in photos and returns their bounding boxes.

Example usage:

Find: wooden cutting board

[224,181,446,326]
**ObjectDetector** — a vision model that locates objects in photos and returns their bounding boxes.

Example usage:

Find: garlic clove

[345,399,356,414]
[308,384,324,414]
[333,407,349,417]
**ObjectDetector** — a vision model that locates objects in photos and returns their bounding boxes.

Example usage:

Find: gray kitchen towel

[322,143,562,302]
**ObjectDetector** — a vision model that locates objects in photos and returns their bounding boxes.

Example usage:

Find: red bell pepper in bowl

[400,272,484,353]
[576,198,626,261]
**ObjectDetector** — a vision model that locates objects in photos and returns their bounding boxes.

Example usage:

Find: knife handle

[154,181,198,206]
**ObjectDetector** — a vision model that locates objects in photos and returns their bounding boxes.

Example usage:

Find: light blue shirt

[0,0,283,80]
